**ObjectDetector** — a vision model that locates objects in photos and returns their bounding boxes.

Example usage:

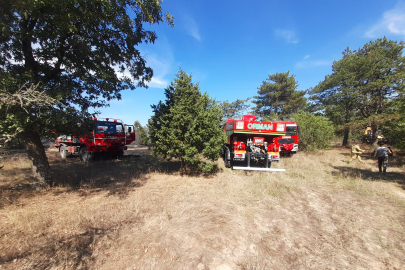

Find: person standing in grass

[349,143,365,163]
[374,142,393,174]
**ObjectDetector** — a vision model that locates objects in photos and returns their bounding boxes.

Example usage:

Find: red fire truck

[54,118,135,162]
[223,114,299,171]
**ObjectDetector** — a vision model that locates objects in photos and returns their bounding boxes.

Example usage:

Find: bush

[292,113,334,152]
[382,118,405,150]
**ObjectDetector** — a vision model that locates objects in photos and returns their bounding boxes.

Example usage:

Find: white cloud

[114,62,169,89]
[142,54,172,89]
[148,76,168,88]
[183,14,201,41]
[365,1,405,37]
[143,37,175,89]
[304,55,310,59]
[113,36,175,89]
[295,59,331,69]
[275,29,299,44]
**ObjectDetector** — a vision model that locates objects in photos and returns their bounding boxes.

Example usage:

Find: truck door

[124,125,135,144]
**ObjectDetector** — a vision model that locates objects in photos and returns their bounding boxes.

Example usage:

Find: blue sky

[97,0,405,126]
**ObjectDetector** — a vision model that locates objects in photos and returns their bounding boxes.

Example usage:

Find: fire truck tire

[79,147,92,162]
[60,145,68,159]
[224,148,232,168]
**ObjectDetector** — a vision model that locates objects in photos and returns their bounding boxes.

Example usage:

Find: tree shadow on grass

[1,149,222,207]
[48,152,183,196]
[0,151,183,208]
[331,165,405,190]
[338,149,405,168]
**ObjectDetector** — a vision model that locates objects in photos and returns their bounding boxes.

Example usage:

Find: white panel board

[232,167,286,172]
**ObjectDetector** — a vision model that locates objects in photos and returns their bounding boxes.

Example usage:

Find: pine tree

[218,98,251,121]
[253,71,307,120]
[311,38,405,146]
[148,69,226,172]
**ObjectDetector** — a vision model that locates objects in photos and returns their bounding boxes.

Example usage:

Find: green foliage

[148,69,226,173]
[134,120,149,145]
[383,119,405,149]
[310,38,405,145]
[292,113,335,152]
[381,96,405,149]
[253,71,307,120]
[218,98,251,120]
[0,83,93,139]
[0,0,172,182]
[0,0,172,138]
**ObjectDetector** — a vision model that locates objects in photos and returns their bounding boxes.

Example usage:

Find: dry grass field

[0,144,404,269]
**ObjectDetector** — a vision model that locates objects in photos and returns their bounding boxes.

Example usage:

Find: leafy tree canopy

[310,38,405,146]
[0,0,173,184]
[148,69,226,173]
[1,0,173,111]
[381,93,405,149]
[218,98,251,121]
[253,71,307,120]
[292,113,335,152]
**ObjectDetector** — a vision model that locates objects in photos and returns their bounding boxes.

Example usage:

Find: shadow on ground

[331,165,405,189]
[0,151,184,208]
[1,149,223,208]
[48,152,184,194]
[338,148,405,168]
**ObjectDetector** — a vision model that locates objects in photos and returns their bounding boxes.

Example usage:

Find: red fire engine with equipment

[223,114,299,171]
[54,118,135,162]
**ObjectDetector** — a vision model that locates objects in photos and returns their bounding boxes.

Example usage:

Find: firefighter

[373,142,393,174]
[349,143,365,163]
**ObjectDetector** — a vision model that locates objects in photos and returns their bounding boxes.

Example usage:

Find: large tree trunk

[342,127,349,146]
[371,124,378,146]
[18,130,52,187]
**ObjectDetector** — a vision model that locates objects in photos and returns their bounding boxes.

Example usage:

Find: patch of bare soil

[0,147,404,269]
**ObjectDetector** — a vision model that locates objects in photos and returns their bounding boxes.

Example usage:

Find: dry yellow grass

[0,146,404,269]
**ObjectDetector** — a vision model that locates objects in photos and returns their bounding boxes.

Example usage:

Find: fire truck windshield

[285,126,297,136]
[95,122,124,135]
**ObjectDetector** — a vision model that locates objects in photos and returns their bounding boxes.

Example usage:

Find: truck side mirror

[128,127,132,133]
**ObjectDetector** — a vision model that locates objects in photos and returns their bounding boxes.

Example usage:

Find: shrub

[292,113,334,152]
[148,69,226,172]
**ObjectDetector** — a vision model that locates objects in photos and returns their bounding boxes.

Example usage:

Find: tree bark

[342,127,349,146]
[18,130,52,187]
[371,124,378,146]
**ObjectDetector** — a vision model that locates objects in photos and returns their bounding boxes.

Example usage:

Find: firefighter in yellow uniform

[349,143,365,163]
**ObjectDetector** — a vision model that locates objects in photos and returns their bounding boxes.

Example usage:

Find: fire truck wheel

[224,148,232,168]
[60,145,68,159]
[79,147,92,162]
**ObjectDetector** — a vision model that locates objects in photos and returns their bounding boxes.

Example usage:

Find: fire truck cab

[54,118,135,162]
